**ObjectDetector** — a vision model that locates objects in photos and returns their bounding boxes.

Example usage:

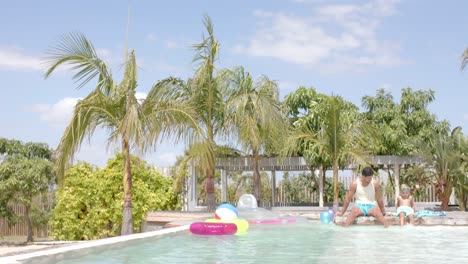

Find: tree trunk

[333,159,339,211]
[252,149,262,207]
[437,181,453,211]
[205,136,216,212]
[461,191,467,211]
[394,165,400,208]
[25,204,33,243]
[318,167,324,207]
[456,182,467,211]
[205,170,216,212]
[385,165,394,206]
[121,137,133,235]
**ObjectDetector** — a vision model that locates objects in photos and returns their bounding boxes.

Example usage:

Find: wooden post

[318,168,324,208]
[187,164,198,211]
[221,169,227,203]
[271,170,276,207]
[394,164,400,207]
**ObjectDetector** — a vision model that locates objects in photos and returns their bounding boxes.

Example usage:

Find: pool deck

[144,204,468,229]
[1,204,467,262]
[270,206,468,226]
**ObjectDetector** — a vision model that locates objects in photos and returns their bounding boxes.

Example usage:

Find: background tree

[283,87,332,207]
[284,92,372,210]
[362,88,449,203]
[224,67,283,206]
[44,33,195,235]
[322,96,373,210]
[451,128,467,210]
[461,47,468,71]
[172,144,240,209]
[0,138,54,242]
[278,172,346,205]
[227,171,251,203]
[51,154,178,240]
[413,127,464,210]
[155,16,231,211]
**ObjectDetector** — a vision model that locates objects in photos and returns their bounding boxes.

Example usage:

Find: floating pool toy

[237,207,279,220]
[237,194,258,208]
[235,194,301,225]
[215,203,238,220]
[248,217,297,224]
[189,222,237,235]
[320,211,333,224]
[206,218,249,233]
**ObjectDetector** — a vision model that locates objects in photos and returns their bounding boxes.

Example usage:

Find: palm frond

[461,47,468,71]
[44,32,113,93]
[55,90,118,181]
[141,78,200,153]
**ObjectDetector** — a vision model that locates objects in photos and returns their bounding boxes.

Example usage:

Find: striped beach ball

[215,203,238,220]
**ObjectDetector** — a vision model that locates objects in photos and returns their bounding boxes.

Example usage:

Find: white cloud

[146,33,157,42]
[0,46,42,71]
[380,83,393,89]
[96,48,112,61]
[235,14,360,65]
[318,4,359,18]
[235,0,405,72]
[278,81,300,91]
[30,97,80,128]
[156,152,178,166]
[30,93,149,128]
[135,92,147,100]
[75,142,115,167]
[154,61,184,76]
[464,113,468,120]
[292,0,325,3]
[165,40,178,49]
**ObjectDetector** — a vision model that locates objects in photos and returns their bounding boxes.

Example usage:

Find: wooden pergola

[186,155,423,211]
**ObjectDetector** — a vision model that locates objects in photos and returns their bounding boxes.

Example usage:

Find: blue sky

[1,0,467,168]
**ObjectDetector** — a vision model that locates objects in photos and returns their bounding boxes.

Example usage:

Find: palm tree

[461,47,468,71]
[44,33,195,235]
[283,87,332,207]
[223,67,283,207]
[189,16,227,212]
[414,127,464,210]
[453,131,467,210]
[155,16,229,211]
[285,95,373,211]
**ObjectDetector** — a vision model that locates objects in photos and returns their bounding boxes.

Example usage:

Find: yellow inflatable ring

[205,218,249,234]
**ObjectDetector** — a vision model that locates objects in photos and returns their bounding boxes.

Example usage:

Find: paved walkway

[0,241,80,258]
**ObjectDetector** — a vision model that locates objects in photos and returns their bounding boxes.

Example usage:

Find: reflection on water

[54,224,468,264]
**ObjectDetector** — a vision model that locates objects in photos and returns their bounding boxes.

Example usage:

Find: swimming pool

[15,223,468,263]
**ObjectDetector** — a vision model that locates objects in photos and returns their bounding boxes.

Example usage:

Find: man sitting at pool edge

[336,166,390,228]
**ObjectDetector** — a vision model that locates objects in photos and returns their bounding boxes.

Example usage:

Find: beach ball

[320,211,333,224]
[328,209,335,215]
[215,203,238,220]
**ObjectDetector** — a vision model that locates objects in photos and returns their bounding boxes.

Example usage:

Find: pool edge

[0,225,189,264]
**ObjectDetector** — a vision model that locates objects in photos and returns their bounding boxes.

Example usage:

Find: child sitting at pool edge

[396,184,416,226]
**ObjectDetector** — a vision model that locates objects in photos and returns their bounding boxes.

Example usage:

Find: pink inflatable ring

[248,218,297,224]
[189,222,237,235]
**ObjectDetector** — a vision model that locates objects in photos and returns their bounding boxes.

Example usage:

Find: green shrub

[51,154,179,240]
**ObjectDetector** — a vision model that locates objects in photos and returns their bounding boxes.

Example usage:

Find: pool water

[52,223,468,263]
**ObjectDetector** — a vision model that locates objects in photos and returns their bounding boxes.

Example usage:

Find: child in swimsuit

[396,184,416,226]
